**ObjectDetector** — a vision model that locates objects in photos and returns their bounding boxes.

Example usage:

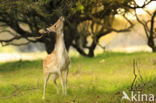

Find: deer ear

[60,16,65,21]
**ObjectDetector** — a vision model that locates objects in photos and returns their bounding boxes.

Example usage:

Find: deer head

[47,16,65,33]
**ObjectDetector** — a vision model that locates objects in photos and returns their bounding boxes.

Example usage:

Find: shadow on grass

[71,51,152,63]
[0,52,154,73]
[0,59,42,73]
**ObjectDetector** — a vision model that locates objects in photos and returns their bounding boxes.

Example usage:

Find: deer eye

[54,25,56,27]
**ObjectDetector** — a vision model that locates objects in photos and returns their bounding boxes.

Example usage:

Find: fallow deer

[42,16,70,99]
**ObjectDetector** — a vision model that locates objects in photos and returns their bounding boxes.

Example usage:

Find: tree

[43,0,134,57]
[135,6,156,51]
[125,0,156,52]
[0,0,56,53]
[0,0,134,57]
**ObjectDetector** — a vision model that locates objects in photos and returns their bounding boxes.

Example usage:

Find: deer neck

[54,32,65,57]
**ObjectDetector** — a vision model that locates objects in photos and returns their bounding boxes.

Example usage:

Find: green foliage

[0,0,138,56]
[76,1,84,13]
[0,52,156,103]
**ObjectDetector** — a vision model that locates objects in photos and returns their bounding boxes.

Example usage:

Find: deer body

[42,16,70,99]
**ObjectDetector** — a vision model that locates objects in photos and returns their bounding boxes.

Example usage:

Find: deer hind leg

[42,73,51,100]
[53,74,59,94]
[64,68,69,95]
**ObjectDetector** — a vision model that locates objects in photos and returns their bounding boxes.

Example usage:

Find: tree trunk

[88,39,98,57]
[148,38,156,52]
[148,10,156,52]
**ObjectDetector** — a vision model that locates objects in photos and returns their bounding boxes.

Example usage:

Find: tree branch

[0,30,18,36]
[127,0,155,9]
[111,14,134,32]
[150,10,156,38]
[0,36,22,43]
[135,10,150,38]
[71,43,88,57]
[1,42,30,47]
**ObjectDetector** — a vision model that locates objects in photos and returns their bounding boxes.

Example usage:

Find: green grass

[0,52,156,103]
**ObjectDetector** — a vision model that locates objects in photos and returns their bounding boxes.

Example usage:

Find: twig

[1,42,30,47]
[131,59,137,91]
[72,96,77,103]
[0,80,40,99]
[136,61,144,83]
[135,10,150,38]
[127,0,155,9]
[0,85,24,99]
[97,43,105,50]
[111,14,133,32]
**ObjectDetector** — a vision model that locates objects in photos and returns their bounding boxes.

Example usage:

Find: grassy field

[0,52,156,103]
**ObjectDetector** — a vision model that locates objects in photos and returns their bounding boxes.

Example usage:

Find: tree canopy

[0,0,155,56]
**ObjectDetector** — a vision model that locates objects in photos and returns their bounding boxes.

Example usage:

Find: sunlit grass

[0,52,156,103]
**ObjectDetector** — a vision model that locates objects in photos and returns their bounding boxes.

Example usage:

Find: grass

[0,52,156,103]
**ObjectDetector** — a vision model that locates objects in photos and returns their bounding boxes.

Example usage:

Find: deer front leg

[42,73,50,100]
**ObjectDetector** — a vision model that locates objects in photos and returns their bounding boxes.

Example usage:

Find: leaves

[0,0,140,56]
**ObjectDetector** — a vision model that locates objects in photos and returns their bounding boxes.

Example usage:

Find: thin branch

[0,23,7,27]
[145,20,151,32]
[1,42,30,46]
[25,37,39,43]
[0,83,39,99]
[110,14,133,32]
[71,43,88,56]
[136,61,144,84]
[97,30,112,39]
[0,85,23,99]
[145,9,152,16]
[0,36,22,43]
[127,0,155,9]
[135,10,150,38]
[97,42,105,50]
[131,59,137,91]
[0,30,17,36]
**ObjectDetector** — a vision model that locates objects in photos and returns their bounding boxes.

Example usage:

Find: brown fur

[42,16,70,99]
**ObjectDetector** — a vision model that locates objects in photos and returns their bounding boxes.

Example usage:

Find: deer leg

[53,74,59,94]
[42,73,50,100]
[59,71,65,95]
[64,69,69,95]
